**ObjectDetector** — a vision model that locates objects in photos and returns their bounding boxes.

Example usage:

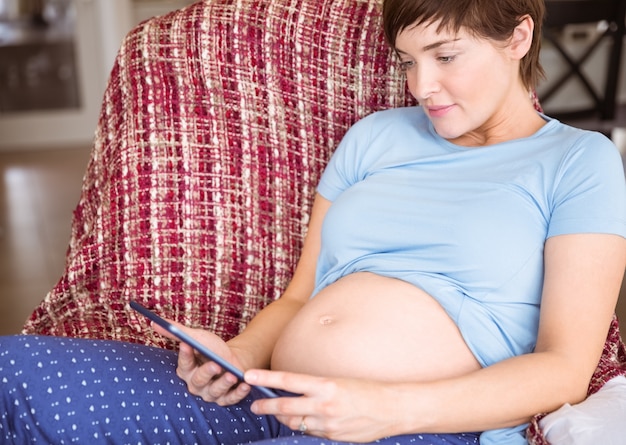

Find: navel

[319,314,335,325]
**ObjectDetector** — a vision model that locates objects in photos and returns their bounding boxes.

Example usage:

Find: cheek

[451,64,488,95]
[450,67,501,112]
[443,67,482,101]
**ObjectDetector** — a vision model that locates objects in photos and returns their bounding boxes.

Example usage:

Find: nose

[407,65,440,101]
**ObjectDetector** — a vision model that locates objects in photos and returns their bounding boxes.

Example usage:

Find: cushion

[539,376,626,445]
[526,315,626,444]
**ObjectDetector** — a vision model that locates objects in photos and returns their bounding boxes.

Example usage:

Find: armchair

[21,0,626,443]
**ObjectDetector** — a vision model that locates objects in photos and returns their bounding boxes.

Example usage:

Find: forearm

[226,296,306,370]
[391,350,594,435]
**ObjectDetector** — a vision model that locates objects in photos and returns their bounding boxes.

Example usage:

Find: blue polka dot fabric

[0,335,479,445]
[252,435,480,445]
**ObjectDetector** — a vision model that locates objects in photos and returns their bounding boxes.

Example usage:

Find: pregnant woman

[1,0,625,444]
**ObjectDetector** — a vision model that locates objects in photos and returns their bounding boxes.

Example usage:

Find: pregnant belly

[271,272,481,382]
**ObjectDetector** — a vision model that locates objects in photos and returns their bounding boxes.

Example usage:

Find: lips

[427,105,454,118]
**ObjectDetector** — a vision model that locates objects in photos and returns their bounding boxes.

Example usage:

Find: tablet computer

[130,300,281,399]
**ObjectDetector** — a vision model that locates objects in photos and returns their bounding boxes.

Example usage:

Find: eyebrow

[396,38,461,55]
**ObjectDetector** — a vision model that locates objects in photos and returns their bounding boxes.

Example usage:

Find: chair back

[22,0,415,347]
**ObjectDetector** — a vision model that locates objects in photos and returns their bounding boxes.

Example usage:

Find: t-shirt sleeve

[316,114,375,202]
[548,132,626,239]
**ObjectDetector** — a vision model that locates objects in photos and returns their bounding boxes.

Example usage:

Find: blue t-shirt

[315,107,626,443]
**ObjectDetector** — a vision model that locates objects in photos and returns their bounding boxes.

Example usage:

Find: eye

[398,60,415,72]
[438,55,456,64]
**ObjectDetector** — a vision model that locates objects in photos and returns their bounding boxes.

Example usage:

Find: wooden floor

[0,145,91,335]
[1,128,626,336]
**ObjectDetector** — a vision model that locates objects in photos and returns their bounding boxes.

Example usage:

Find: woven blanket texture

[20,1,626,443]
[23,0,413,345]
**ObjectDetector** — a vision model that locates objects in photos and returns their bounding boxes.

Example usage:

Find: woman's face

[395,20,523,146]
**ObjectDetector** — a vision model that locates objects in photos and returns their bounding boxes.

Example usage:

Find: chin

[431,124,466,142]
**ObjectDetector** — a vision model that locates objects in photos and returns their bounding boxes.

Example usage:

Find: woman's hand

[246,369,400,442]
[152,320,253,405]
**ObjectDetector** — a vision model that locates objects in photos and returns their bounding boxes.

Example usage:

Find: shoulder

[542,118,620,160]
[319,107,434,199]
[341,106,432,153]
[541,119,626,238]
[345,106,429,138]
[530,118,623,182]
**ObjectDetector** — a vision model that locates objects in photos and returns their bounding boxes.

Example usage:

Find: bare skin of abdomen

[271,272,481,382]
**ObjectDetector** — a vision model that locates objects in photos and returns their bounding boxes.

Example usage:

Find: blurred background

[0,0,194,334]
[0,0,625,335]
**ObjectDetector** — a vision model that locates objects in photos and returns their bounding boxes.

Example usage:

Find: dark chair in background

[540,0,626,135]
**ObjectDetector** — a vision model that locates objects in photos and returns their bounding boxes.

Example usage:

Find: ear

[508,15,534,60]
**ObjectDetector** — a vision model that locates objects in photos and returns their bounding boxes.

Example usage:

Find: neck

[452,88,546,147]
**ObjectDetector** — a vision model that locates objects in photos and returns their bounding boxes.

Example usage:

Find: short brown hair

[382,0,545,90]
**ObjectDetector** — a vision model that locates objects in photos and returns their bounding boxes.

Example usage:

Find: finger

[246,370,312,418]
[177,342,201,374]
[250,399,311,432]
[195,363,237,391]
[195,372,250,404]
[290,414,315,434]
[214,380,253,406]
[245,369,313,396]
[150,320,178,341]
